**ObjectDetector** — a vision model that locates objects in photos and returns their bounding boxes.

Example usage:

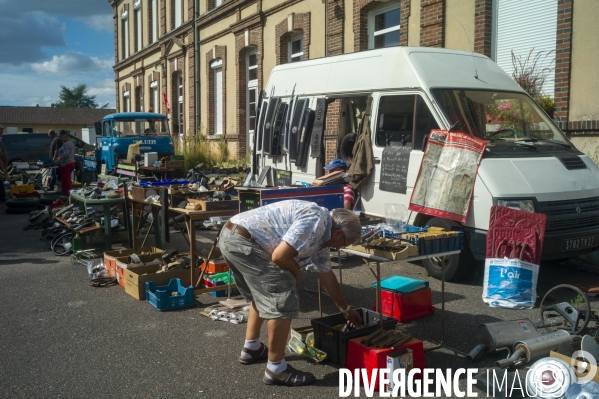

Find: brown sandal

[238,343,268,365]
[263,364,316,386]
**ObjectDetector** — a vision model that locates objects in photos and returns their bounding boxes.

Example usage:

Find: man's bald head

[48,130,56,139]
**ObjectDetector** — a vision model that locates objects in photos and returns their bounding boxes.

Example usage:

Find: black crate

[310,308,397,366]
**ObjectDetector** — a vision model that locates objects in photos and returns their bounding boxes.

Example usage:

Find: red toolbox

[378,288,435,323]
[344,336,425,390]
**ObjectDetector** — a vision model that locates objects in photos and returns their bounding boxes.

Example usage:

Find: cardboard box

[114,253,164,287]
[104,247,163,277]
[197,200,239,212]
[131,185,160,201]
[125,264,192,300]
[291,326,314,343]
[550,337,599,383]
[165,159,185,169]
[348,241,419,260]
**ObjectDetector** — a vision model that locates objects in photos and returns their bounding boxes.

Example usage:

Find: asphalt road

[1,204,598,399]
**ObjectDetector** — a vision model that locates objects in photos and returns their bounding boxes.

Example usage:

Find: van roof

[266,46,523,97]
[102,112,169,120]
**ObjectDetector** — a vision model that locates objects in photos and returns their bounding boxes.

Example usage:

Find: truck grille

[536,197,599,232]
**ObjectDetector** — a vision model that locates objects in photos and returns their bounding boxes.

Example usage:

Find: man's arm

[271,241,302,286]
[318,270,362,327]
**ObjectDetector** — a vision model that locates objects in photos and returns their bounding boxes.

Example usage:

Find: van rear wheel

[421,217,474,281]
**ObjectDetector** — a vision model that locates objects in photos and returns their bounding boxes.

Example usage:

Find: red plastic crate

[344,337,425,390]
[377,288,435,323]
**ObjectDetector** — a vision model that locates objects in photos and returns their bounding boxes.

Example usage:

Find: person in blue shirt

[219,200,362,386]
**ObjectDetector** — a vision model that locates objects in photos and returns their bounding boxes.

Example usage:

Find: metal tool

[495,330,572,369]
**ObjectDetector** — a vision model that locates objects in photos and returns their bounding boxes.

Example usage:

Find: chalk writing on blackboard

[274,169,292,187]
[379,145,411,194]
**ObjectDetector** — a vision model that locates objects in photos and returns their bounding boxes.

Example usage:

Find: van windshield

[431,89,570,146]
[111,118,170,137]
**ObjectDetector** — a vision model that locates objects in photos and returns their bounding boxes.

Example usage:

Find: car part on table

[55,204,75,216]
[540,284,592,335]
[525,357,577,399]
[495,330,572,369]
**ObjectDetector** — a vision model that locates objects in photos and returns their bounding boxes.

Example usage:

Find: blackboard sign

[273,169,292,187]
[379,144,411,194]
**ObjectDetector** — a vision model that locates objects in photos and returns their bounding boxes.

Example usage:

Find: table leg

[171,216,190,246]
[318,279,322,317]
[187,216,197,288]
[337,249,343,294]
[425,263,446,352]
[130,202,137,250]
[141,217,154,247]
[103,203,112,251]
[377,261,383,330]
[151,207,162,249]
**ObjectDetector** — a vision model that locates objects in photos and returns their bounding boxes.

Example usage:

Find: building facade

[109,0,599,161]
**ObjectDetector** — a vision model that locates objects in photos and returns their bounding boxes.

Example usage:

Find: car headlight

[496,199,535,213]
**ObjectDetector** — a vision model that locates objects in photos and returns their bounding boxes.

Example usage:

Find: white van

[252,46,599,280]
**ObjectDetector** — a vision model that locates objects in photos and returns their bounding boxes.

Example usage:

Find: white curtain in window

[151,0,157,42]
[494,0,557,96]
[174,0,182,28]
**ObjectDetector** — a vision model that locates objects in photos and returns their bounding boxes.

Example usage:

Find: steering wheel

[540,284,591,335]
[491,128,517,138]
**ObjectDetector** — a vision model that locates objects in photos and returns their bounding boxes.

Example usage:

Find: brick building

[108,0,599,162]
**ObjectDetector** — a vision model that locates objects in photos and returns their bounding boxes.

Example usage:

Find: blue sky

[0,0,116,108]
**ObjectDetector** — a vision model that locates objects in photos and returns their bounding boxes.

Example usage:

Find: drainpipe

[194,0,200,136]
[324,0,327,57]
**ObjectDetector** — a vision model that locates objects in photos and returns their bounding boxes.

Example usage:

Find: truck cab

[95,112,175,172]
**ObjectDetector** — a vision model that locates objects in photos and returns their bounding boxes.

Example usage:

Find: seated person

[324,158,355,211]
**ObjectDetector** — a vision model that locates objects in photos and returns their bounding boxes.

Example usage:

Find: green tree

[52,84,109,109]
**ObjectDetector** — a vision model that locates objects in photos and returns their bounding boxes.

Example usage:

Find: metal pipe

[467,344,487,362]
[496,348,525,369]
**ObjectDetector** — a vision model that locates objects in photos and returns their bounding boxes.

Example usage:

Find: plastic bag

[86,259,106,279]
[385,203,408,230]
[482,257,539,309]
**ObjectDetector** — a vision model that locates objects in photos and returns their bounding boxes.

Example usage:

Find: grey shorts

[219,226,299,319]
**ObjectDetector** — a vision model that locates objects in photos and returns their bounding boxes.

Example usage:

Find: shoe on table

[238,343,268,365]
[263,364,316,386]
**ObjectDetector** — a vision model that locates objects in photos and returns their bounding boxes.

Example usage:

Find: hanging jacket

[347,97,374,189]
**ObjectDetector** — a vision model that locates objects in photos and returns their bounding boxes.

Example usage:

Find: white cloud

[31,52,112,74]
[76,15,113,32]
[88,79,116,106]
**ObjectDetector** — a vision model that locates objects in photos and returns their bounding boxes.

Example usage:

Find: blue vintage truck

[94,112,175,173]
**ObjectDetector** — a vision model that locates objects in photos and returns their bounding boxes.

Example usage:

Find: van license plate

[561,236,597,252]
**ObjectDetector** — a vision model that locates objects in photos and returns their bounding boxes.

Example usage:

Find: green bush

[534,95,555,119]
[174,126,249,171]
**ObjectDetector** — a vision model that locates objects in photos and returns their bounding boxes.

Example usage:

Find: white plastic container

[144,152,158,167]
